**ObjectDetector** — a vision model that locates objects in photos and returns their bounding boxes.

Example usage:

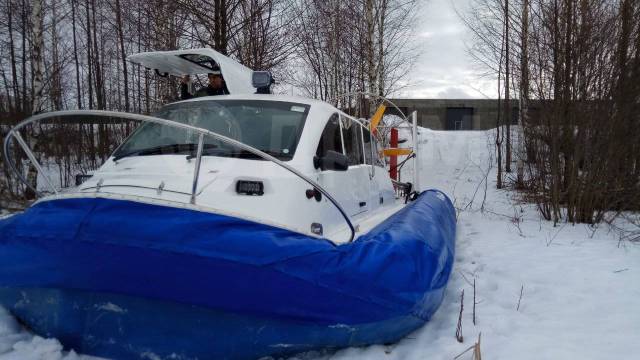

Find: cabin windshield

[113,100,310,161]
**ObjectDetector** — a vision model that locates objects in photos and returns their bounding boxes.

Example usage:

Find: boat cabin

[76,94,399,243]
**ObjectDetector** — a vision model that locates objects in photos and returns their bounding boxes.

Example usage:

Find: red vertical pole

[390,128,398,180]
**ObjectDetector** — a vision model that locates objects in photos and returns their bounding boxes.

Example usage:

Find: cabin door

[339,115,372,217]
[315,114,372,218]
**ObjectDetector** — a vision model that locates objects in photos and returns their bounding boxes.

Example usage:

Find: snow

[295,129,640,360]
[0,307,95,360]
[1,128,639,359]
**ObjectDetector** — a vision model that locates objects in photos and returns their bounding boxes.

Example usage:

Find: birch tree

[31,0,44,114]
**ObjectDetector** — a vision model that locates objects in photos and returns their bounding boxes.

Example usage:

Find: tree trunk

[21,0,28,113]
[365,0,376,115]
[504,0,511,173]
[115,0,130,112]
[85,0,93,109]
[220,0,228,54]
[25,0,45,199]
[50,0,63,110]
[517,0,529,188]
[31,0,44,113]
[71,0,82,109]
[8,0,20,112]
[214,0,228,54]
[377,0,388,97]
[91,0,105,110]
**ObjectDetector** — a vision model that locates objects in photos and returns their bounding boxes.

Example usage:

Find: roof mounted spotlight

[252,71,274,94]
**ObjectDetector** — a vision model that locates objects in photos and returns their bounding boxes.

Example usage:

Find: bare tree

[290,0,418,115]
[465,0,640,222]
[31,0,44,114]
[113,0,129,111]
[504,0,511,173]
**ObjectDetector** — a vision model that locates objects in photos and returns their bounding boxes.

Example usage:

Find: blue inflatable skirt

[0,190,456,359]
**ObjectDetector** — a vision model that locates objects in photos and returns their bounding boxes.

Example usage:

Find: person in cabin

[180,68,230,99]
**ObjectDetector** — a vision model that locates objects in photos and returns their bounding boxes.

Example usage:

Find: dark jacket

[181,83,230,100]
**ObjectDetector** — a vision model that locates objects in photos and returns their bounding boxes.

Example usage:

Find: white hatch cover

[127,48,255,94]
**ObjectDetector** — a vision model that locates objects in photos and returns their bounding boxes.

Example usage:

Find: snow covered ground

[298,129,640,360]
[0,307,96,360]
[1,129,639,359]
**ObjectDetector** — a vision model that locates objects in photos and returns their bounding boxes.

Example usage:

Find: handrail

[190,133,205,204]
[329,92,420,189]
[328,91,411,125]
[3,110,356,242]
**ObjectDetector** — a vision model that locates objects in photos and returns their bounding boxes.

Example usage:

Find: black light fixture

[310,223,323,236]
[305,188,322,202]
[236,180,264,196]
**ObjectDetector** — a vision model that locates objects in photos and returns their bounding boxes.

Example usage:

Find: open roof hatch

[127,48,256,94]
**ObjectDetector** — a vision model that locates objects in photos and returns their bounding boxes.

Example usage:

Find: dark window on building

[316,113,343,157]
[511,106,519,125]
[341,115,364,165]
[446,107,473,130]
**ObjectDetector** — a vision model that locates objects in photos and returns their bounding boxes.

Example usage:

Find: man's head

[208,71,223,89]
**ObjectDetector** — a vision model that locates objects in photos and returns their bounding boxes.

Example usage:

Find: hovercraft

[0,49,455,360]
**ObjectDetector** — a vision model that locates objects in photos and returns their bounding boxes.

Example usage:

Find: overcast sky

[394,0,499,99]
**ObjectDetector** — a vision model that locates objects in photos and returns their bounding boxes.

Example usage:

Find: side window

[362,127,385,167]
[316,113,343,157]
[362,127,373,166]
[341,115,364,166]
[374,137,385,167]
